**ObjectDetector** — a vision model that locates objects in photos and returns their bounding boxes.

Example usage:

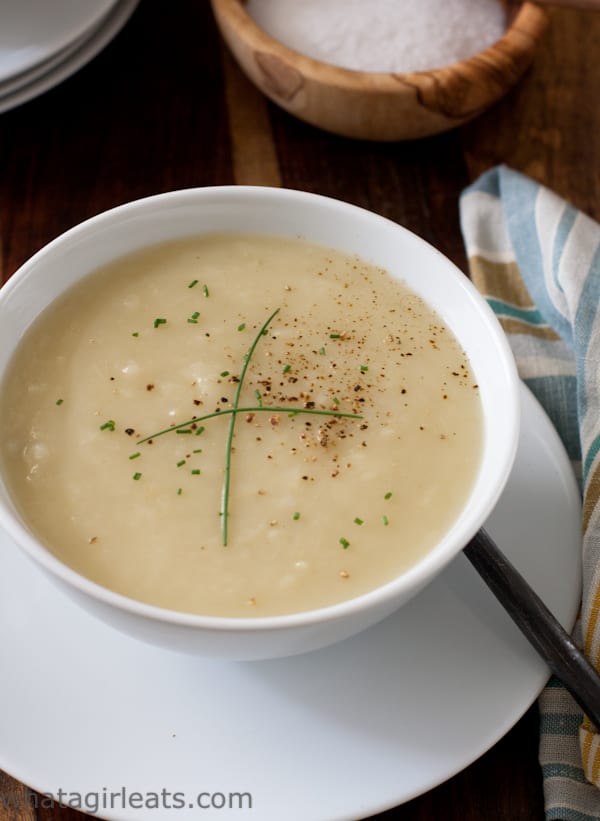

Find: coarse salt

[246,0,507,73]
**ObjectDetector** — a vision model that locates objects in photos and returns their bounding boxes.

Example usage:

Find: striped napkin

[460,165,600,820]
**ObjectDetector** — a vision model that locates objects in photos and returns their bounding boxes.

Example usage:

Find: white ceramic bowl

[0,187,520,660]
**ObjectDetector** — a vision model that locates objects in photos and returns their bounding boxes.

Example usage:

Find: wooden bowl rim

[211,0,549,92]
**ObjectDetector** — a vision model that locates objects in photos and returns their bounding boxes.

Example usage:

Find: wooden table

[0,2,598,818]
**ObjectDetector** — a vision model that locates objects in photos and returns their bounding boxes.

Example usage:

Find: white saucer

[0,383,581,820]
[0,0,139,115]
[0,0,119,83]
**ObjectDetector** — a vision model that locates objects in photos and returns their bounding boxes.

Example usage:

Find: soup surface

[0,234,483,616]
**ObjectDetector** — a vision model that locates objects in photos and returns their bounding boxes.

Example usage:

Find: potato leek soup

[0,234,483,617]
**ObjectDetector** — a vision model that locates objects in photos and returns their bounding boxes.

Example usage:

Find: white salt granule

[246,0,507,73]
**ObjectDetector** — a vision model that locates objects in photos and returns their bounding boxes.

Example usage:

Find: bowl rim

[0,185,521,633]
[210,0,549,88]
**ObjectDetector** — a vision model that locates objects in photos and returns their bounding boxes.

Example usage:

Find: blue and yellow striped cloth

[460,165,600,820]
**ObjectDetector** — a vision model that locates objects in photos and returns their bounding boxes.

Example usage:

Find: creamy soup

[0,234,483,617]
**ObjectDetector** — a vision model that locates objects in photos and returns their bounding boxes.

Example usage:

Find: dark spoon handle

[464,528,600,729]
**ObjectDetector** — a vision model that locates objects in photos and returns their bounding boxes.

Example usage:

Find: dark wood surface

[1,1,598,818]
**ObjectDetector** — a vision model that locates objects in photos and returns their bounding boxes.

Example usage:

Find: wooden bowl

[211,0,548,141]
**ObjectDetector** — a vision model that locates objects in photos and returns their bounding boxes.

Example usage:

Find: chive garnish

[237,323,246,332]
[188,279,199,289]
[153,318,167,328]
[56,398,64,406]
[138,405,361,444]
[202,284,209,297]
[383,515,389,526]
[354,517,363,525]
[221,308,279,545]
[293,512,300,520]
[133,472,142,481]
[100,420,115,431]
[384,492,392,500]
[134,308,364,546]
[340,537,350,549]
[129,452,141,460]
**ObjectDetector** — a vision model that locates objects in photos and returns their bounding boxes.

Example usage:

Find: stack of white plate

[0,0,139,114]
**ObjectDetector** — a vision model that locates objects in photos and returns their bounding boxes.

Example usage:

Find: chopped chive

[100,420,115,431]
[382,515,389,526]
[360,365,368,372]
[340,537,350,549]
[354,517,364,525]
[384,492,392,500]
[237,323,246,332]
[191,469,201,475]
[195,426,205,436]
[129,452,141,460]
[176,429,192,434]
[319,347,326,356]
[202,284,209,297]
[293,512,300,520]
[283,364,291,374]
[153,317,167,328]
[133,472,142,481]
[188,279,199,289]
[177,488,183,495]
[56,398,64,406]
[220,371,230,377]
[176,459,186,467]
[329,333,341,339]
[132,331,139,337]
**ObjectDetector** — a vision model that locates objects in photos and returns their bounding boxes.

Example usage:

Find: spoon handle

[464,528,600,729]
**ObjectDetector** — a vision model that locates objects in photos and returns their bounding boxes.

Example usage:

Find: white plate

[0,0,119,83]
[0,383,581,820]
[0,0,139,115]
[0,24,97,99]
